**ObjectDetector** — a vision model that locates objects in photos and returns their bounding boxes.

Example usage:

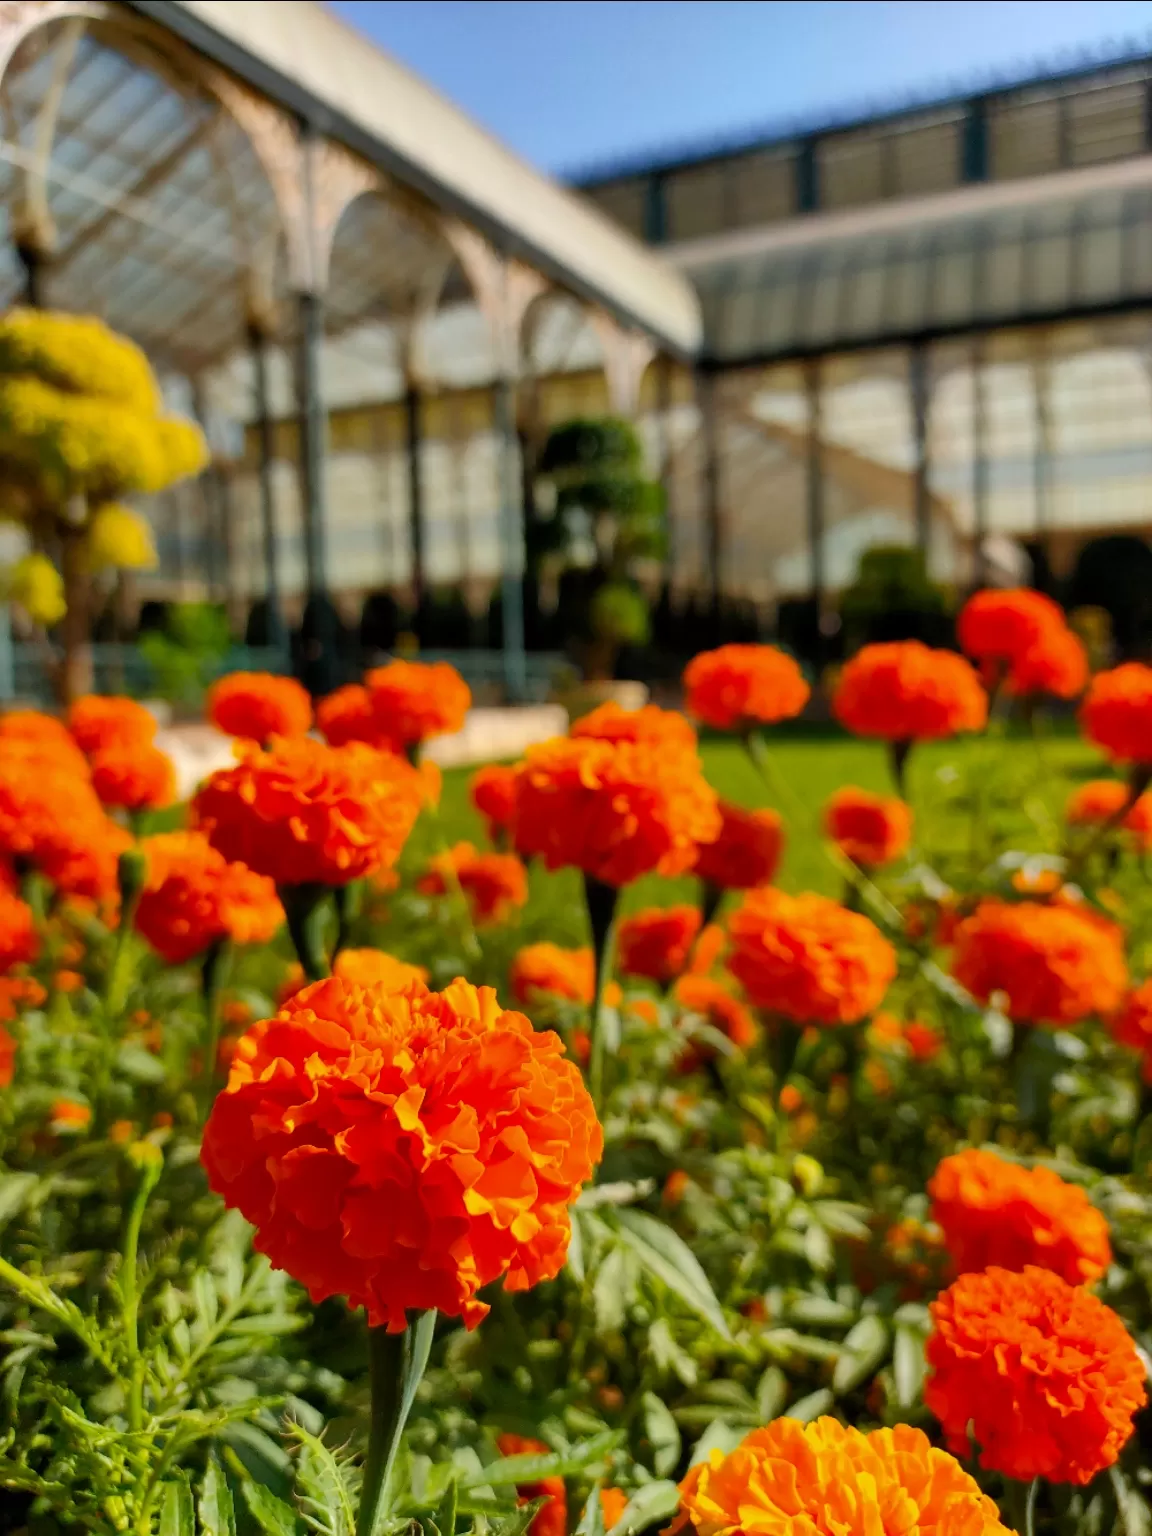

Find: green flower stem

[584,875,620,1114]
[283,883,332,981]
[121,1143,162,1432]
[356,1316,435,1536]
[200,939,232,1100]
[1025,1477,1039,1536]
[0,1253,113,1368]
[333,879,364,959]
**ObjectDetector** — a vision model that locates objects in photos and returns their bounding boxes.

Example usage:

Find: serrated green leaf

[575,1485,605,1536]
[437,1475,459,1536]
[287,1420,359,1536]
[614,1210,730,1339]
[160,1478,195,1536]
[642,1392,681,1477]
[832,1316,889,1395]
[243,1482,299,1536]
[608,1483,680,1536]
[199,1458,236,1536]
[464,1431,620,1489]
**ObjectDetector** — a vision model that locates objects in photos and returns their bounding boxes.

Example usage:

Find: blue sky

[328,0,1152,175]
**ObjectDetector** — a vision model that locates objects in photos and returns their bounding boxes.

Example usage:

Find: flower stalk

[356,1312,436,1536]
[584,875,620,1112]
[283,883,332,981]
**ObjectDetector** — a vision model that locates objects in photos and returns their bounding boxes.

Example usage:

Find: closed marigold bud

[192,738,423,888]
[201,977,602,1330]
[674,1418,1011,1536]
[509,943,595,1006]
[833,642,987,741]
[726,888,896,1025]
[683,644,810,730]
[823,786,912,867]
[206,671,313,743]
[617,905,702,984]
[1081,662,1152,763]
[692,801,783,890]
[365,660,470,746]
[0,888,38,972]
[926,1266,1145,1484]
[929,1147,1111,1285]
[951,899,1127,1025]
[495,1435,566,1536]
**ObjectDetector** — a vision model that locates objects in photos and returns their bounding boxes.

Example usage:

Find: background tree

[0,309,206,701]
[535,416,664,678]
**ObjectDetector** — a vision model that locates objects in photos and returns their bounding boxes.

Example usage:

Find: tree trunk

[58,518,92,705]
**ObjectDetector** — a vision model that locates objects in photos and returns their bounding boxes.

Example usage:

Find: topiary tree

[535,417,664,678]
[0,309,207,701]
[839,544,950,650]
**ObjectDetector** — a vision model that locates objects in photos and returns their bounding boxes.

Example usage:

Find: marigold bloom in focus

[0,888,38,973]
[201,977,602,1330]
[316,683,400,752]
[90,741,175,812]
[929,1147,1111,1285]
[683,643,810,731]
[495,1435,566,1536]
[727,888,896,1025]
[1065,779,1152,852]
[515,735,720,887]
[693,801,783,890]
[571,700,698,750]
[207,671,313,742]
[834,642,988,742]
[67,694,156,755]
[418,842,528,925]
[509,942,594,1006]
[926,1265,1145,1484]
[674,974,758,1056]
[1009,626,1089,700]
[824,786,913,867]
[0,974,45,1023]
[958,588,1065,667]
[470,762,519,840]
[951,899,1127,1025]
[617,905,702,984]
[1110,979,1152,1081]
[1081,662,1152,763]
[193,737,423,887]
[135,831,284,964]
[674,1416,1011,1536]
[365,659,471,746]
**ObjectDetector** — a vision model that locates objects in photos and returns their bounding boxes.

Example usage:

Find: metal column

[296,290,328,602]
[249,322,284,649]
[494,375,527,702]
[404,383,425,613]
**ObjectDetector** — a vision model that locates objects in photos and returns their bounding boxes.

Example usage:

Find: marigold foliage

[834,642,988,741]
[950,899,1128,1025]
[824,786,913,867]
[726,888,897,1024]
[683,643,810,730]
[206,671,313,743]
[201,976,602,1330]
[693,800,784,890]
[926,1266,1146,1484]
[616,905,702,984]
[1081,662,1152,763]
[675,1416,1011,1536]
[928,1147,1111,1284]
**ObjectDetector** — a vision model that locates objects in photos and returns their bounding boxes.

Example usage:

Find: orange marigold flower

[50,1098,91,1131]
[663,1169,690,1204]
[515,735,720,887]
[0,710,91,777]
[40,815,132,907]
[1008,626,1089,700]
[674,974,758,1055]
[870,1011,943,1062]
[1081,662,1152,763]
[90,741,176,812]
[495,1435,566,1536]
[0,975,45,1023]
[470,763,519,840]
[687,923,727,975]
[1110,979,1152,1081]
[509,942,594,1006]
[135,832,284,964]
[929,1148,1111,1285]
[778,1083,803,1114]
[0,888,38,973]
[278,948,431,1007]
[1068,781,1152,854]
[726,888,896,1024]
[925,1266,1145,1484]
[316,683,401,752]
[207,671,313,742]
[951,899,1127,1026]
[419,760,442,809]
[571,700,698,750]
[834,641,988,741]
[67,695,156,755]
[693,801,784,890]
[0,1023,15,1087]
[53,969,83,993]
[418,842,529,925]
[683,643,810,730]
[958,588,1065,666]
[193,738,423,887]
[365,660,471,746]
[202,977,602,1330]
[600,1490,628,1529]
[824,786,913,867]
[617,905,702,984]
[674,1417,1011,1536]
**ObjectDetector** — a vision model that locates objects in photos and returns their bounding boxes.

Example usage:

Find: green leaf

[575,1485,606,1536]
[199,1458,237,1536]
[688,1420,744,1468]
[783,1389,833,1424]
[892,1325,926,1409]
[642,1392,681,1477]
[0,1174,36,1228]
[832,1316,889,1395]
[566,1212,585,1283]
[436,1475,459,1536]
[116,1042,168,1082]
[243,1483,299,1536]
[287,1421,359,1536]
[614,1210,730,1340]
[756,1367,787,1424]
[802,1224,833,1274]
[785,1297,856,1327]
[593,1246,629,1333]
[465,1431,620,1489]
[1111,1467,1152,1536]
[160,1479,195,1536]
[608,1483,680,1536]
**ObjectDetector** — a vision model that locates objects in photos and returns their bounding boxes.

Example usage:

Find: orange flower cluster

[316,683,400,752]
[279,947,429,1007]
[950,899,1128,1025]
[869,1011,942,1062]
[67,694,156,755]
[1066,779,1152,849]
[928,1147,1111,1285]
[834,642,988,742]
[90,741,175,812]
[515,732,720,887]
[193,737,423,888]
[571,699,698,749]
[673,1417,1011,1536]
[509,943,595,1006]
[418,842,528,925]
[0,974,45,1023]
[958,588,1086,698]
[1110,978,1152,1081]
[207,671,313,742]
[616,905,702,984]
[726,888,896,1024]
[1081,662,1152,763]
[1008,625,1089,700]
[673,974,758,1056]
[135,832,284,964]
[365,660,471,746]
[0,887,38,973]
[495,1435,566,1536]
[926,1266,1145,1484]
[470,763,519,841]
[0,1023,15,1087]
[824,786,913,867]
[201,977,602,1330]
[693,800,783,891]
[683,643,810,730]
[0,710,89,777]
